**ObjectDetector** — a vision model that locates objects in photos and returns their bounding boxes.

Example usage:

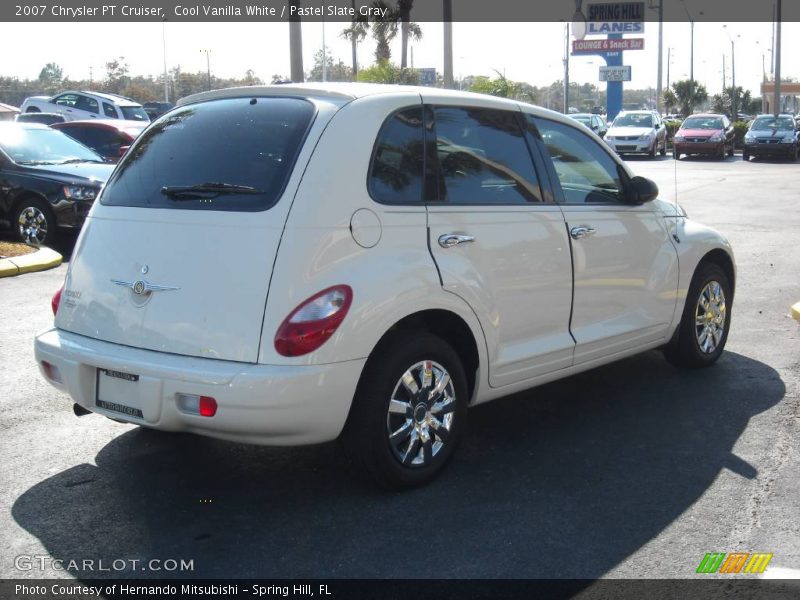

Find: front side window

[433,106,542,204]
[102,97,314,212]
[368,107,424,204]
[532,116,624,205]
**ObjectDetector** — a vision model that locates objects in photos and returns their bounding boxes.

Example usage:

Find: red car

[673,114,735,160]
[50,119,147,162]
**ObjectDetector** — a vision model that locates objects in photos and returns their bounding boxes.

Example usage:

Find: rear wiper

[160,182,263,199]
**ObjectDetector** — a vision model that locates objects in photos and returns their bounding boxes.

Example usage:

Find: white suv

[20,91,149,122]
[35,84,735,488]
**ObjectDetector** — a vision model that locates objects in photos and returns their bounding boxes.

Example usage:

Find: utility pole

[774,0,781,116]
[200,49,211,90]
[162,19,169,102]
[722,55,726,98]
[666,48,671,95]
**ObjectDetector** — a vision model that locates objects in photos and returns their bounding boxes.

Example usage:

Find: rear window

[102,97,315,211]
[120,106,150,122]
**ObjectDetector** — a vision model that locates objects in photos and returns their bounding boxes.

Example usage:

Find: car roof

[0,121,51,131]
[685,113,724,118]
[177,82,581,126]
[53,90,142,106]
[52,119,148,130]
[569,113,595,117]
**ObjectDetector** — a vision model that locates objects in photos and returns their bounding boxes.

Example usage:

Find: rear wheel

[664,262,732,369]
[342,332,468,489]
[14,197,56,246]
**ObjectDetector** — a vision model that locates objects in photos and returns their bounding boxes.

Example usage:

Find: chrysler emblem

[111,279,180,295]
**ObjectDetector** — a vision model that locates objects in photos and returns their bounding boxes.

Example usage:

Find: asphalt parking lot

[0,154,798,580]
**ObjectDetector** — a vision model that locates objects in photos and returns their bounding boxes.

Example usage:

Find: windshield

[572,116,591,125]
[681,116,724,130]
[612,113,653,128]
[750,116,794,131]
[0,127,104,164]
[120,106,150,122]
[102,97,315,211]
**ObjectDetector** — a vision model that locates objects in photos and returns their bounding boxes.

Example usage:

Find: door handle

[438,234,475,248]
[570,226,597,240]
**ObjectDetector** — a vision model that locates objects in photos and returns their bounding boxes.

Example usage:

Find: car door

[530,115,679,365]
[73,94,101,120]
[51,93,80,119]
[423,100,575,387]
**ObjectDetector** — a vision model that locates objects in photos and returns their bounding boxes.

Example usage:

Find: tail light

[52,286,63,316]
[274,285,353,357]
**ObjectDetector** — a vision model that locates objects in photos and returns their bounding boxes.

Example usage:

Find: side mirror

[118,145,130,157]
[625,176,659,204]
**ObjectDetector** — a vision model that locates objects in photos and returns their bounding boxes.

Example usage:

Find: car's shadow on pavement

[12,350,784,579]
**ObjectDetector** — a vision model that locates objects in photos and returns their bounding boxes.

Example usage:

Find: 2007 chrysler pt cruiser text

[35,84,735,489]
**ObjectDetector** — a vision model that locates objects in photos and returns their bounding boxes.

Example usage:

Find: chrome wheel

[695,280,727,354]
[17,205,49,245]
[386,360,456,468]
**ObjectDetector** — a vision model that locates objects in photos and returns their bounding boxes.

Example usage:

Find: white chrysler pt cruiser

[35,84,735,488]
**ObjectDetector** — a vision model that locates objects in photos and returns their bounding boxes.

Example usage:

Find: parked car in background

[673,114,735,160]
[569,112,607,137]
[35,84,735,489]
[15,112,66,126]
[604,110,667,157]
[0,122,113,245]
[51,119,147,162]
[743,114,800,161]
[20,91,150,123]
[143,101,174,120]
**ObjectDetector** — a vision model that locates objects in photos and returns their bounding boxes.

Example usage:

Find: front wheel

[660,140,667,156]
[742,152,750,161]
[342,332,468,489]
[14,198,56,246]
[664,263,732,368]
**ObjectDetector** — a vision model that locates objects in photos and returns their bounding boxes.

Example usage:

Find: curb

[0,247,63,278]
[792,302,800,323]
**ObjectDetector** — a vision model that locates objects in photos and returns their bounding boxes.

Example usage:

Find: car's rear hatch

[56,94,335,363]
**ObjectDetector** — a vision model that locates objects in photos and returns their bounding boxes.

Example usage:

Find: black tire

[674,150,681,160]
[342,332,468,490]
[648,142,657,158]
[728,143,735,157]
[742,152,750,161]
[660,139,667,156]
[718,144,726,160]
[664,262,732,369]
[13,197,56,246]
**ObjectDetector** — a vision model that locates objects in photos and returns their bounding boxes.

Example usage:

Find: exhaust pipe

[73,403,91,417]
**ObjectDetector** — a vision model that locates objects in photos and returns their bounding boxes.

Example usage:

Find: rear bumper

[34,328,364,446]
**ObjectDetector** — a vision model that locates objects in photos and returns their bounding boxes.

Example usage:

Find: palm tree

[340,0,369,78]
[370,1,398,62]
[671,79,708,116]
[397,0,422,68]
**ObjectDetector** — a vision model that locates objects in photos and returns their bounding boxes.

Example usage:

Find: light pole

[200,49,211,90]
[679,0,695,111]
[563,21,570,114]
[774,0,781,116]
[723,26,740,120]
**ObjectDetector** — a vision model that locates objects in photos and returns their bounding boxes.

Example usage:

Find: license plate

[96,368,143,418]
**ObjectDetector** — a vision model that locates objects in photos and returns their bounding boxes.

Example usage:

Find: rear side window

[103,103,118,118]
[368,107,424,204]
[102,97,314,211]
[433,107,542,204]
